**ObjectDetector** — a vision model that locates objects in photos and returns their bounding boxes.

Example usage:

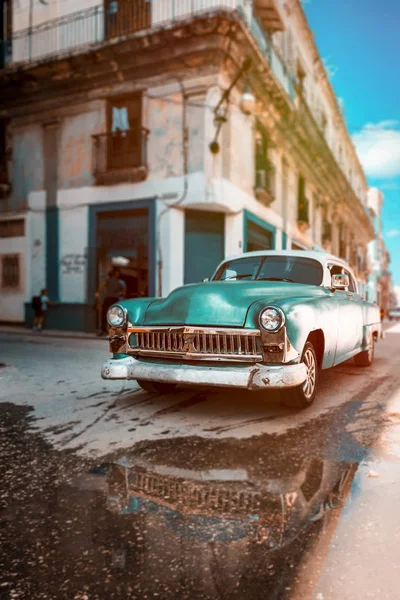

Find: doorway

[184,210,225,284]
[96,208,150,299]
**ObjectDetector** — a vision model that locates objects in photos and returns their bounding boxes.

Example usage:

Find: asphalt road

[0,322,400,599]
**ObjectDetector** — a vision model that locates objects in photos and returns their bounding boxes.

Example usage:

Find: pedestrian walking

[31,289,55,331]
[95,267,127,335]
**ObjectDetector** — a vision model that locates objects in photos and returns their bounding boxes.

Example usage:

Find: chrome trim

[101,356,308,389]
[107,305,128,327]
[259,306,286,333]
[127,326,263,361]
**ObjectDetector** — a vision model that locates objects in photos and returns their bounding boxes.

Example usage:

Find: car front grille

[129,327,262,360]
[130,470,264,514]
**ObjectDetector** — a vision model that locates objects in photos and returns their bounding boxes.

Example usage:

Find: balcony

[1,1,295,104]
[252,0,284,32]
[254,163,276,206]
[92,127,149,185]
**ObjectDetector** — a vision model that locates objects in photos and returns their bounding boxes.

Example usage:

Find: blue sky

[304,0,400,287]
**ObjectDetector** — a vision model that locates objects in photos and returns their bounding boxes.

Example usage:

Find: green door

[184,210,225,284]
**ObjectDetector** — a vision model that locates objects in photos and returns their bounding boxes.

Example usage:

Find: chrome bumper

[101,356,307,390]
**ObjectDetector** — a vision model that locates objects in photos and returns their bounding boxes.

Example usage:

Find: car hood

[143,281,324,327]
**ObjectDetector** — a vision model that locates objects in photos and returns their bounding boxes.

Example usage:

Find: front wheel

[354,335,374,367]
[137,380,177,394]
[281,341,319,409]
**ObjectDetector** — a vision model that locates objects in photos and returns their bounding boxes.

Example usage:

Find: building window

[1,255,20,289]
[254,123,276,205]
[297,175,309,225]
[0,219,24,238]
[93,94,149,184]
[339,222,347,259]
[0,1,13,67]
[297,61,306,96]
[104,0,151,39]
[0,121,9,189]
[322,220,332,245]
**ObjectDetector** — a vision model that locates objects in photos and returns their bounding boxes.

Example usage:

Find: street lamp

[239,90,256,116]
[209,57,254,155]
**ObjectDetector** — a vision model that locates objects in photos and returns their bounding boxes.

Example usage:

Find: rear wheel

[354,335,374,367]
[281,341,318,409]
[137,380,177,394]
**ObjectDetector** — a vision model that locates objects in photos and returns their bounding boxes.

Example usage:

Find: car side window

[328,264,356,293]
[329,264,346,290]
[345,270,357,294]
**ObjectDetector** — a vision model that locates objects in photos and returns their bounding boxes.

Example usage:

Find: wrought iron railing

[249,15,295,101]
[1,1,296,104]
[92,127,149,180]
[4,6,104,65]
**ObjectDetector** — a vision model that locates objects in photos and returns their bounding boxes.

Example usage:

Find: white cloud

[352,121,400,179]
[387,229,400,238]
[322,57,338,80]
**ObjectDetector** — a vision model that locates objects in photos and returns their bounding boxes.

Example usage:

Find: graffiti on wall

[61,253,87,275]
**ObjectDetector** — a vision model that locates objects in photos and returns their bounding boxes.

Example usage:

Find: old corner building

[0,0,379,331]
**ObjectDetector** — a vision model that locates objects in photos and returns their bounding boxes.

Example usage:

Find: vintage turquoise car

[101,250,381,408]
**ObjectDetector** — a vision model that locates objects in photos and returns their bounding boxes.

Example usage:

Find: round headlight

[107,305,127,327]
[259,307,285,332]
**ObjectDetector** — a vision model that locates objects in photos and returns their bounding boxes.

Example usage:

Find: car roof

[222,249,350,268]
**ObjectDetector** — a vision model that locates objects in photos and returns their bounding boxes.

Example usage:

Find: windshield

[213,255,324,286]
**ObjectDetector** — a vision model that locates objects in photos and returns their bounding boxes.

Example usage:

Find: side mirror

[202,277,209,282]
[331,273,349,290]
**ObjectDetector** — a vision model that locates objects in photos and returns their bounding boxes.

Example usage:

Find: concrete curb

[0,326,105,342]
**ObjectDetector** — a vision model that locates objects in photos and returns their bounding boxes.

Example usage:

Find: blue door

[184,211,225,284]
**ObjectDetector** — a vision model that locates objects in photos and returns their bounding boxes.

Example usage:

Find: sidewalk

[0,324,104,341]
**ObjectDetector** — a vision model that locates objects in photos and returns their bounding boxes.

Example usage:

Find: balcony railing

[1,1,295,103]
[4,6,104,65]
[92,127,149,185]
[249,15,295,100]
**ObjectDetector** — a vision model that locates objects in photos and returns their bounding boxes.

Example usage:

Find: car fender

[245,295,339,368]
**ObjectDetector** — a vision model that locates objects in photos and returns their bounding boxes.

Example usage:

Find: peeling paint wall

[10,127,44,211]
[146,91,205,179]
[59,109,104,189]
[228,104,253,197]
[59,205,88,303]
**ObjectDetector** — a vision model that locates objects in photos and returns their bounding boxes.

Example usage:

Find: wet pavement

[1,324,400,599]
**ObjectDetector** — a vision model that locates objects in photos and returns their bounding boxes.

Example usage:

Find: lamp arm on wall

[209,57,252,154]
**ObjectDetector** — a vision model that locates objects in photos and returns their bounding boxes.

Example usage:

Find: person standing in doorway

[95,267,127,335]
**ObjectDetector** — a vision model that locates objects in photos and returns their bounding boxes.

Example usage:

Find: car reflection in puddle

[89,437,358,599]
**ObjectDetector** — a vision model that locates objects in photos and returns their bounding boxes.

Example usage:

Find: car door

[330,264,364,363]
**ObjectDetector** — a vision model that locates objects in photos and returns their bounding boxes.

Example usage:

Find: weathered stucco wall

[146,91,205,179]
[59,109,104,189]
[10,126,44,211]
[59,205,88,303]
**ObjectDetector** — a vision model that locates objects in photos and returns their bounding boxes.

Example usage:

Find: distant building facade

[366,188,393,311]
[0,0,375,330]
